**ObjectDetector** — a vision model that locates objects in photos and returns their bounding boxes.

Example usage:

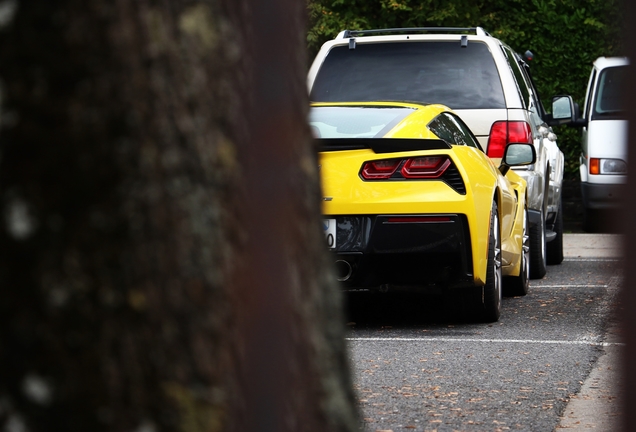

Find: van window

[310,41,506,110]
[592,66,627,120]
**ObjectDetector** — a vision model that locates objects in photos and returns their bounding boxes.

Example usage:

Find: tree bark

[0,1,358,431]
[621,0,635,430]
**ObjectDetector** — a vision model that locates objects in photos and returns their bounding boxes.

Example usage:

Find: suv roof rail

[337,27,490,39]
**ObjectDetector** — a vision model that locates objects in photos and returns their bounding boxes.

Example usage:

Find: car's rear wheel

[504,207,529,296]
[478,202,502,322]
[529,206,547,279]
[547,196,564,265]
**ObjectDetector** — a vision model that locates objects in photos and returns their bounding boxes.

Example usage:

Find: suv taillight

[487,121,533,158]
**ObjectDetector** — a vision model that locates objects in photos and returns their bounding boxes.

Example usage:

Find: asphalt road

[343,234,623,431]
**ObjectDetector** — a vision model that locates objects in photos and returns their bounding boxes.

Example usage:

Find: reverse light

[487,121,533,158]
[589,158,627,175]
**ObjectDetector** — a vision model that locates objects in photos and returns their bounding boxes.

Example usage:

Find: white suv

[307,27,567,278]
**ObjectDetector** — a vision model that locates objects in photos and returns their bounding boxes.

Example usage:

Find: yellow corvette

[311,102,536,322]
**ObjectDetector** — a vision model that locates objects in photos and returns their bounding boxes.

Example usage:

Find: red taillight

[487,121,533,158]
[509,122,533,143]
[361,159,401,179]
[401,156,451,178]
[487,122,508,158]
[361,156,452,180]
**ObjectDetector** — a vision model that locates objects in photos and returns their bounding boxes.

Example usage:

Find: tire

[478,202,502,322]
[529,206,547,279]
[546,196,564,265]
[503,207,529,296]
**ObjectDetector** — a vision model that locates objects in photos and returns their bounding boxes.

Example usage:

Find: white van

[579,57,629,230]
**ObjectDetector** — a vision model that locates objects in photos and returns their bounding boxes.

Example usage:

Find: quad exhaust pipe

[334,260,353,282]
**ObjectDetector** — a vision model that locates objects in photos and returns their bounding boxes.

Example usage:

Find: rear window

[309,106,414,138]
[592,66,627,120]
[310,41,506,110]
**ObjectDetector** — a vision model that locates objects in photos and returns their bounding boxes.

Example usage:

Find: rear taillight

[487,121,533,158]
[361,156,450,180]
[589,158,628,175]
[487,122,508,158]
[589,158,600,175]
[401,156,451,178]
[360,159,401,179]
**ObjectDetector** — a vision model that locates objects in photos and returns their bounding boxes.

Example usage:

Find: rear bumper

[328,214,474,289]
[581,182,625,210]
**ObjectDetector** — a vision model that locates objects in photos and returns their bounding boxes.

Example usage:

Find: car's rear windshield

[593,65,627,120]
[309,106,414,138]
[310,41,506,110]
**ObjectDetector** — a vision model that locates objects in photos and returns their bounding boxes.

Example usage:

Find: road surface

[343,233,623,431]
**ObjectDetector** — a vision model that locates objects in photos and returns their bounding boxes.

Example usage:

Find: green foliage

[306,0,623,176]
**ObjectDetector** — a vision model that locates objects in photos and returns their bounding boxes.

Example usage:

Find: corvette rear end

[312,102,534,321]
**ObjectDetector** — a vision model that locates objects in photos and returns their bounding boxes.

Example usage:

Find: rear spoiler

[318,138,451,154]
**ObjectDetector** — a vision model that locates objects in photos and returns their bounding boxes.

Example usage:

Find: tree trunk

[0,1,358,431]
[622,1,635,430]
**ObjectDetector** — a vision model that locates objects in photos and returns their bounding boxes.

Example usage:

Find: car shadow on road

[343,290,492,327]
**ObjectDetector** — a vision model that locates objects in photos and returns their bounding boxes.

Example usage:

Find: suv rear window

[310,41,506,110]
[592,65,627,120]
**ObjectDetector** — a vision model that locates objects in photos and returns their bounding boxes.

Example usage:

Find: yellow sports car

[311,102,536,322]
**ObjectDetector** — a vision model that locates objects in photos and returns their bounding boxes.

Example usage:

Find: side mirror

[549,95,575,125]
[571,101,588,127]
[499,143,536,176]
